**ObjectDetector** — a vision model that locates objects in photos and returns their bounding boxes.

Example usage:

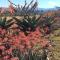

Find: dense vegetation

[0,0,60,60]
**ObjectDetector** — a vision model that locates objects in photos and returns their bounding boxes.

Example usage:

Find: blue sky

[0,0,60,8]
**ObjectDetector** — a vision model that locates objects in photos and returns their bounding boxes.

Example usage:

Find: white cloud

[48,1,57,7]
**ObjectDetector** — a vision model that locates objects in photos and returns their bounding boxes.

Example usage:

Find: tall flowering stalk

[8,4,15,15]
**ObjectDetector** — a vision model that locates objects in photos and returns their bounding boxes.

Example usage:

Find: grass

[50,28,60,60]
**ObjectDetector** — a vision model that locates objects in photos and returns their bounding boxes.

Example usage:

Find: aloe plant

[13,15,41,35]
[0,17,14,30]
[39,16,56,34]
[39,16,55,28]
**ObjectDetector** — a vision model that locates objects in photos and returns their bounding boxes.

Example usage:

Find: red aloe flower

[19,45,25,52]
[44,26,50,34]
[0,8,5,14]
[40,39,49,48]
[0,28,6,35]
[3,55,10,60]
[9,4,15,15]
[5,47,13,54]
[12,36,20,47]
[0,38,3,43]
[0,45,5,50]
[19,32,26,38]
[11,57,19,60]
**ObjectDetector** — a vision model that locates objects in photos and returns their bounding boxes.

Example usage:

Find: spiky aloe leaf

[0,17,14,29]
[13,15,41,35]
[0,17,6,28]
[39,16,56,35]
[6,22,14,29]
[12,49,21,60]
[7,19,13,23]
[39,16,55,28]
[2,17,6,25]
[12,48,27,60]
[43,16,55,27]
[14,15,40,31]
[13,17,30,31]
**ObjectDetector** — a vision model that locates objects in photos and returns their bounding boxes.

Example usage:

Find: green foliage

[39,16,55,28]
[13,15,41,35]
[12,49,21,60]
[12,48,47,60]
[0,17,14,29]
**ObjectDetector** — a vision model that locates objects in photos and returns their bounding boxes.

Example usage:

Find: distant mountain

[0,7,60,15]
